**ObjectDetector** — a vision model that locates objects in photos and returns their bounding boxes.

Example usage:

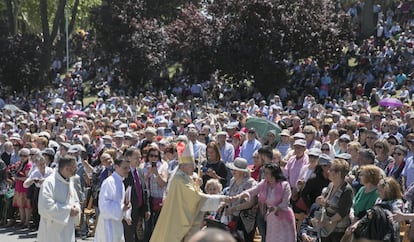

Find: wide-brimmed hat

[42,148,55,157]
[292,133,305,139]
[319,154,333,166]
[226,157,250,172]
[279,129,290,137]
[293,139,307,147]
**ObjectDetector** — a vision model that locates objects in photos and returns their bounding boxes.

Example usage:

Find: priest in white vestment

[94,157,131,242]
[37,156,81,242]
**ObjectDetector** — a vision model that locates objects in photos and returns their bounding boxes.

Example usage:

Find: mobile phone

[151,162,157,167]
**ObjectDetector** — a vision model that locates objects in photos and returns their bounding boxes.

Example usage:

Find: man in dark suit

[123,147,150,242]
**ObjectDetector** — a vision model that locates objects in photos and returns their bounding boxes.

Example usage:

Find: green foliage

[91,0,166,87]
[0,34,42,91]
[166,4,219,80]
[19,0,100,33]
[166,0,352,95]
[143,0,200,23]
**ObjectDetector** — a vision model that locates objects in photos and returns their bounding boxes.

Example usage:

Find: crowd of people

[3,1,414,242]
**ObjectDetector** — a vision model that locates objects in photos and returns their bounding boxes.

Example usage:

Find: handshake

[219,193,248,204]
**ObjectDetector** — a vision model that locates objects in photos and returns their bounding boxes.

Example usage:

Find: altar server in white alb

[37,155,81,242]
[94,157,131,242]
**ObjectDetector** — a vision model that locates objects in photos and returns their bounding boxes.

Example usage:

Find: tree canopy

[0,0,353,95]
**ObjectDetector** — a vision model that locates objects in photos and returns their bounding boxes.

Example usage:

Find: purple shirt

[284,154,309,189]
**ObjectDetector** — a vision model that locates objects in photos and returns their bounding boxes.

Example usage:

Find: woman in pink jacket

[233,163,296,242]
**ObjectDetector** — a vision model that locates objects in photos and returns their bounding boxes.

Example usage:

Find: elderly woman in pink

[232,163,296,242]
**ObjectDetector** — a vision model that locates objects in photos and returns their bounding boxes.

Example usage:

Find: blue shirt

[220,142,235,164]
[240,139,262,165]
[193,141,206,160]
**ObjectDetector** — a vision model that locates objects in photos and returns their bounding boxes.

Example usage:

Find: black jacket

[123,168,150,218]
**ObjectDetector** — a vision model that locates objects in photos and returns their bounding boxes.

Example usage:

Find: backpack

[353,203,396,242]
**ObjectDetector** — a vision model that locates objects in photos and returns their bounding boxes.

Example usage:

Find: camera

[201,166,208,173]
[151,162,157,168]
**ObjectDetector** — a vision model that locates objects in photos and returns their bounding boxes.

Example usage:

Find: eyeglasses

[248,131,255,134]
[374,145,383,149]
[393,152,404,156]
[309,155,319,159]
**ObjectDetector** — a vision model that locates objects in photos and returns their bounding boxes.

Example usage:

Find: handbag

[150,197,163,212]
[353,204,394,241]
[311,184,338,237]
[294,197,309,213]
[4,188,14,199]
[340,232,354,242]
[312,207,338,237]
[407,223,414,241]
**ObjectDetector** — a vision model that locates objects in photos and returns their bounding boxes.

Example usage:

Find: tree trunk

[68,0,80,34]
[6,0,14,35]
[38,0,67,83]
[39,0,51,85]
[5,0,21,35]
[361,0,375,39]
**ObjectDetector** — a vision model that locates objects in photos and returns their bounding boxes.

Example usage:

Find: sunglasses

[321,148,330,151]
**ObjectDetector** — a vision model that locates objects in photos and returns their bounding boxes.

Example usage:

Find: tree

[90,0,167,88]
[0,0,101,89]
[143,0,200,23]
[167,0,353,96]
[0,34,42,91]
[166,4,220,80]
